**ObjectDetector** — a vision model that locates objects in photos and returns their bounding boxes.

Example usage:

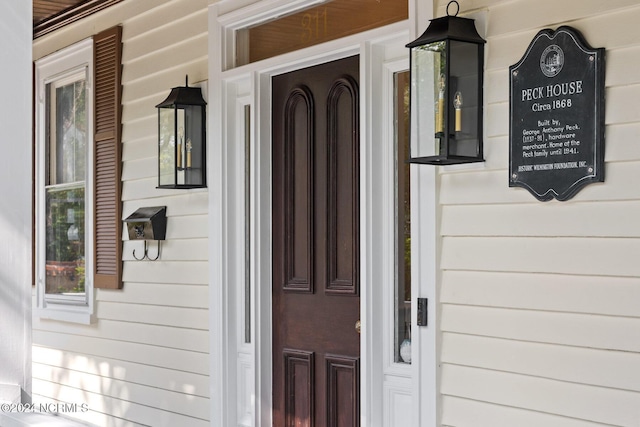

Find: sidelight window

[394,70,412,364]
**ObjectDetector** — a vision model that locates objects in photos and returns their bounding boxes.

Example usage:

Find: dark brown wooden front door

[272,55,360,427]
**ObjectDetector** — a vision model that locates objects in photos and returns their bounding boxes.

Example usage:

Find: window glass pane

[48,78,87,185]
[395,70,411,364]
[44,71,88,297]
[237,0,407,66]
[244,105,251,344]
[45,185,86,295]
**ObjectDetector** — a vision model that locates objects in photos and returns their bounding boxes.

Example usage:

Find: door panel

[273,55,360,427]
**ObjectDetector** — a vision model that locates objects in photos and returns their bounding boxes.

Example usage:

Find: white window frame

[34,38,94,324]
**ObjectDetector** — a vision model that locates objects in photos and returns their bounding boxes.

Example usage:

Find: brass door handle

[355,320,361,334]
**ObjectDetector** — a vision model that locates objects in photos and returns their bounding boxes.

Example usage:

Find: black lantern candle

[406,1,485,165]
[156,76,206,188]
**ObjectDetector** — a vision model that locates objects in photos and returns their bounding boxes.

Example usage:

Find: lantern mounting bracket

[446,0,459,17]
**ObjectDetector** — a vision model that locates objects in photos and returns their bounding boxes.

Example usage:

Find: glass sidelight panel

[244,104,252,344]
[394,71,411,364]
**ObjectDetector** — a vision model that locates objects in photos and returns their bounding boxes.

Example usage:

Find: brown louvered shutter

[93,26,123,289]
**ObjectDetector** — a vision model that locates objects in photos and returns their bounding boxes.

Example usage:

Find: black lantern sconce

[156,76,206,188]
[406,1,486,165]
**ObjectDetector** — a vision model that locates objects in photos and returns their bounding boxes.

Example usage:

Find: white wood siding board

[123,239,209,262]
[33,347,209,397]
[33,379,209,426]
[123,261,208,285]
[441,270,640,318]
[606,47,640,87]
[122,157,155,181]
[122,81,173,108]
[33,333,208,374]
[122,115,156,143]
[34,318,209,354]
[443,332,640,394]
[486,8,640,72]
[122,178,167,201]
[165,215,209,239]
[97,283,208,309]
[122,68,207,105]
[123,0,208,41]
[606,123,640,163]
[485,69,509,105]
[122,178,209,201]
[441,364,640,426]
[123,12,207,63]
[606,85,640,125]
[436,0,503,15]
[441,304,640,354]
[485,30,539,71]
[481,136,508,171]
[122,193,209,217]
[441,161,640,205]
[122,56,209,94]
[485,102,508,138]
[123,36,207,83]
[121,103,156,126]
[442,236,640,277]
[441,201,640,237]
[32,365,210,420]
[442,395,611,427]
[96,301,208,330]
[487,0,640,38]
[440,170,532,205]
[122,136,156,161]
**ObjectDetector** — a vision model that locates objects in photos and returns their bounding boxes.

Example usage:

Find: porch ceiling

[33,0,122,39]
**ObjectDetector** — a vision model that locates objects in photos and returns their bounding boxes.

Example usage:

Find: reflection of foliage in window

[55,80,87,184]
[45,186,85,293]
[46,186,85,262]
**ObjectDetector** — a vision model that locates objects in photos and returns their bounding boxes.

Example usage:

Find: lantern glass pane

[182,105,204,186]
[159,108,176,186]
[410,41,446,158]
[449,40,480,157]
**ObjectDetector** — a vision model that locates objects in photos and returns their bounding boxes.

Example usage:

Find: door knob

[355,320,361,334]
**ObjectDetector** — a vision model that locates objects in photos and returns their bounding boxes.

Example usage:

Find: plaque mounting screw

[512,173,517,179]
[589,56,594,62]
[588,167,593,173]
[513,70,518,77]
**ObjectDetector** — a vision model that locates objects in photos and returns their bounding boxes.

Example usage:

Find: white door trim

[208,2,437,426]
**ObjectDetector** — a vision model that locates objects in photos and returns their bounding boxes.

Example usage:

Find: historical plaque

[509,26,605,201]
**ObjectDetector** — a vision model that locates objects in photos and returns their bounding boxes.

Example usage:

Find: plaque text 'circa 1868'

[509,26,605,201]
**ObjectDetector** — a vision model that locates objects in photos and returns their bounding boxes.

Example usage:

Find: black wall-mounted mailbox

[124,206,167,241]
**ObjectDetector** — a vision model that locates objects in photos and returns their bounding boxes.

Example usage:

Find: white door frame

[208,2,437,426]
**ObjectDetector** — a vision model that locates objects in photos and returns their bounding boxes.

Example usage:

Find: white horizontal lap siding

[32,1,210,426]
[438,0,640,425]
